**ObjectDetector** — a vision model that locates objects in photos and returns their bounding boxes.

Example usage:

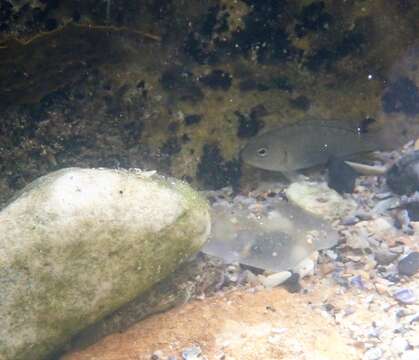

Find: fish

[241,120,382,173]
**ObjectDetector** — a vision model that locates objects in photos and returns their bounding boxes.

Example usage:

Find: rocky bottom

[64,141,419,360]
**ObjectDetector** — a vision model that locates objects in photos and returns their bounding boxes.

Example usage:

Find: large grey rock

[0,168,210,360]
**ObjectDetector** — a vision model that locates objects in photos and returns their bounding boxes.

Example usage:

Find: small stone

[350,275,364,289]
[354,210,374,221]
[282,272,301,293]
[374,249,400,265]
[224,263,241,283]
[372,197,400,214]
[398,252,419,276]
[367,325,381,338]
[363,217,395,238]
[333,271,349,287]
[394,209,415,234]
[319,262,335,276]
[363,347,382,360]
[384,271,401,284]
[393,288,417,304]
[386,150,419,195]
[374,281,389,295]
[344,228,370,249]
[341,215,359,226]
[258,271,292,288]
[182,346,202,360]
[242,270,260,287]
[325,250,338,260]
[293,256,315,278]
[405,201,419,221]
[285,181,356,220]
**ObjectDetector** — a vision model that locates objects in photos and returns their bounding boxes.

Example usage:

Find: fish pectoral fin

[344,161,388,176]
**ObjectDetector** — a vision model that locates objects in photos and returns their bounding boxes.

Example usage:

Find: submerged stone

[398,252,419,276]
[386,151,419,195]
[393,288,417,304]
[285,181,356,220]
[0,168,210,360]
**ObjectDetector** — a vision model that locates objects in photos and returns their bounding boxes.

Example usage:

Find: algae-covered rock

[0,167,210,360]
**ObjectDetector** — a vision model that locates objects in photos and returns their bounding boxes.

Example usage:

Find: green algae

[0,168,210,360]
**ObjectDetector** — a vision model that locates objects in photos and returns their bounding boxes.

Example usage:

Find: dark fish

[241,120,381,173]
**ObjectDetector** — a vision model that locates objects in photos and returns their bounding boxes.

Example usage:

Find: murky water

[1,1,419,359]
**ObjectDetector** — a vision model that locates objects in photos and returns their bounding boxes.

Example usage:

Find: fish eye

[257,147,268,157]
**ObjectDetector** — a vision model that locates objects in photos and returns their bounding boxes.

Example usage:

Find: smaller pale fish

[241,120,382,173]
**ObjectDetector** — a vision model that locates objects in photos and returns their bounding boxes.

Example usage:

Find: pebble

[242,269,260,287]
[405,201,419,221]
[363,347,382,360]
[349,275,364,289]
[333,271,349,287]
[398,252,419,276]
[354,210,374,221]
[386,150,419,195]
[325,250,338,260]
[394,209,415,234]
[372,197,400,214]
[258,271,292,288]
[341,215,359,226]
[293,256,315,278]
[285,181,356,220]
[182,346,203,360]
[282,272,301,293]
[374,249,400,265]
[393,288,417,304]
[224,263,241,283]
[344,228,370,249]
